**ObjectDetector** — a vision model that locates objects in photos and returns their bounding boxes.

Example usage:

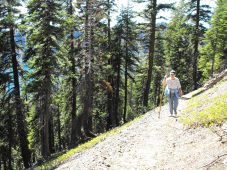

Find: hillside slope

[55,77,227,170]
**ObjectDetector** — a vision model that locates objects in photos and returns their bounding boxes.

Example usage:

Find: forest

[0,0,226,169]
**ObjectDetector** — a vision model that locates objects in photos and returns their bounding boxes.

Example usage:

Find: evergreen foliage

[0,0,225,169]
[199,0,227,80]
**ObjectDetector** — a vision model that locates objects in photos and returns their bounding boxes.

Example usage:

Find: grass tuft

[180,81,227,128]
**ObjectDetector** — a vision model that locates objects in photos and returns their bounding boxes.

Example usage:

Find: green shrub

[180,91,227,127]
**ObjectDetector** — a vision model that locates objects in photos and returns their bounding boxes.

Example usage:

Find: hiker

[163,70,183,117]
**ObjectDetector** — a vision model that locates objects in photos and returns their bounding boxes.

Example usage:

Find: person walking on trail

[163,70,183,117]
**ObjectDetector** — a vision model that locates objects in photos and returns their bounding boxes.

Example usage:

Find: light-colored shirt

[166,77,181,89]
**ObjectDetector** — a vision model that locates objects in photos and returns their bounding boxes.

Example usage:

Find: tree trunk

[110,45,121,130]
[7,105,12,170]
[49,114,55,153]
[143,0,157,108]
[82,0,95,138]
[75,113,83,141]
[69,0,78,148]
[10,25,31,168]
[41,82,51,158]
[123,11,129,123]
[82,72,95,138]
[193,0,200,90]
[113,35,121,126]
[129,81,133,107]
[0,156,1,170]
[40,56,51,158]
[57,106,62,151]
[211,40,217,78]
[2,148,7,170]
[211,51,215,78]
[115,55,120,125]
[106,0,117,129]
[123,50,128,123]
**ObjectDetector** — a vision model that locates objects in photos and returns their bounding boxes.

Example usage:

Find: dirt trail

[56,89,227,170]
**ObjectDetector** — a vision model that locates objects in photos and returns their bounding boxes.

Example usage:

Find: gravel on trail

[56,94,227,170]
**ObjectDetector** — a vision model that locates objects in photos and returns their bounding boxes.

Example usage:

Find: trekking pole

[158,70,169,119]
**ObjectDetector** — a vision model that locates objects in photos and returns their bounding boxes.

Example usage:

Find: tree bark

[41,78,51,158]
[123,10,129,123]
[82,72,95,138]
[68,0,78,148]
[123,50,128,123]
[7,106,12,170]
[112,30,122,126]
[115,51,121,125]
[211,39,217,78]
[75,113,83,141]
[57,106,62,151]
[143,0,157,108]
[49,114,55,153]
[110,35,121,129]
[82,0,95,138]
[10,24,31,168]
[193,0,200,90]
[106,0,118,129]
[40,42,52,158]
[2,148,7,170]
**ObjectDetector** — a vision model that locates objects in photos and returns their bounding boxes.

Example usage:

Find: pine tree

[164,1,194,93]
[109,24,123,128]
[199,0,227,80]
[0,0,31,168]
[152,30,165,106]
[105,0,118,129]
[133,0,174,108]
[67,0,79,148]
[114,7,138,122]
[0,2,13,168]
[81,0,96,138]
[142,0,157,108]
[193,0,200,90]
[26,0,64,158]
[185,0,211,89]
[165,0,211,92]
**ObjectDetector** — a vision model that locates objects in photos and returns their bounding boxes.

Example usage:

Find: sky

[111,0,217,26]
[18,0,217,27]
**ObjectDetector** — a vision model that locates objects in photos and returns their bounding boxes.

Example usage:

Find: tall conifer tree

[26,0,64,158]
